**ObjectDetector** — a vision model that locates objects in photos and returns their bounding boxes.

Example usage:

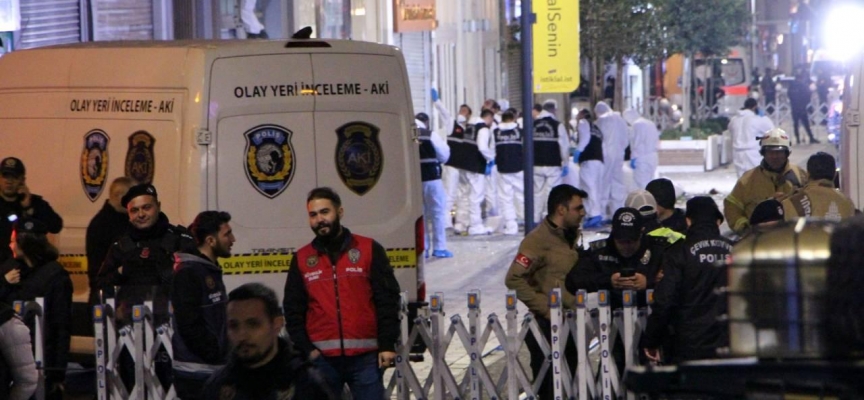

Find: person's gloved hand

[630,158,637,169]
[561,165,569,177]
[431,88,439,102]
[572,150,581,161]
[485,160,495,176]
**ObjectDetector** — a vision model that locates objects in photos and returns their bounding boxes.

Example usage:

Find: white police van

[0,38,427,356]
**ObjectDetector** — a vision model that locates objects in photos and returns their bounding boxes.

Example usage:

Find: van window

[695,58,746,86]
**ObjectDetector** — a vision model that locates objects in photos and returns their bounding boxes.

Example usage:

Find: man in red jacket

[283,187,401,399]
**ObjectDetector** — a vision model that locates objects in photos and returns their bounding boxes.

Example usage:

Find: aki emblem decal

[125,131,155,184]
[335,121,383,196]
[244,124,296,199]
[641,249,651,265]
[348,248,361,264]
[81,129,110,202]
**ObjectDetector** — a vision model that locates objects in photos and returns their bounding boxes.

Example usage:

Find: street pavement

[385,126,836,398]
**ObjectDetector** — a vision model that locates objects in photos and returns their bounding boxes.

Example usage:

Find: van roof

[0,39,401,90]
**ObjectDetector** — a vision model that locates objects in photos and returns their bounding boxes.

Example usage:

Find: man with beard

[284,187,401,399]
[202,283,334,399]
[724,128,808,235]
[171,211,235,399]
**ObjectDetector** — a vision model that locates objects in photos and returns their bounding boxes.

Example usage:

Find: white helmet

[760,128,791,151]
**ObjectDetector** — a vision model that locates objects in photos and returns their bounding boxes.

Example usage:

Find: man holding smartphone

[0,157,63,264]
[566,207,665,309]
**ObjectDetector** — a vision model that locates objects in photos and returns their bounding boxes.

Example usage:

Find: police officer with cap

[724,128,807,235]
[0,157,63,263]
[566,207,665,310]
[643,196,734,364]
[95,183,195,319]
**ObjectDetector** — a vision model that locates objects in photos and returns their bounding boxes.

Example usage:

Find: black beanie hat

[646,178,676,209]
[749,199,785,226]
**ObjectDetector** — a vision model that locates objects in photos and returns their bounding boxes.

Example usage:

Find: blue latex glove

[572,150,581,161]
[561,165,569,177]
[431,88,439,102]
[485,160,495,176]
[630,158,637,169]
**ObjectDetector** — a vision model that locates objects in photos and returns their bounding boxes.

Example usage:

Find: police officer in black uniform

[642,196,734,364]
[0,157,63,264]
[95,183,195,320]
[566,207,665,309]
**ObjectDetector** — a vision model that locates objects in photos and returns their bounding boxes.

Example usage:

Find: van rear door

[309,52,423,301]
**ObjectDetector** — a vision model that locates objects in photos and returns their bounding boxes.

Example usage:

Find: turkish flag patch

[514,253,533,269]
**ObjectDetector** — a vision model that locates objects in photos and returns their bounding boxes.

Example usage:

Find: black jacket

[788,79,812,111]
[283,228,401,356]
[660,208,688,234]
[0,258,72,384]
[641,222,734,363]
[171,250,228,374]
[201,337,335,400]
[86,201,131,291]
[566,237,665,309]
[0,194,63,263]
[95,213,195,324]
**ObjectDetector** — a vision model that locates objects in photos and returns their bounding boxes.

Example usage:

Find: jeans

[312,352,384,400]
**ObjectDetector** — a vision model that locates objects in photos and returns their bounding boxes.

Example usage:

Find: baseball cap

[625,190,657,217]
[121,183,158,208]
[0,157,25,177]
[749,199,785,226]
[13,217,48,235]
[611,207,643,241]
[685,196,724,224]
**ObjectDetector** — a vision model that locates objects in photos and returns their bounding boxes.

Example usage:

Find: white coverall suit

[731,109,774,177]
[418,119,451,253]
[454,117,496,235]
[435,100,463,229]
[624,109,660,191]
[533,110,571,222]
[595,102,630,219]
[576,118,604,219]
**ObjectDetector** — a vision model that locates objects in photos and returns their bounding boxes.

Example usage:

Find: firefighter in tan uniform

[781,152,857,221]
[504,184,586,399]
[724,128,808,235]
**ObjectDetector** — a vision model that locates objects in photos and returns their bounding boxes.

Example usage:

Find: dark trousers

[525,315,578,399]
[792,109,816,143]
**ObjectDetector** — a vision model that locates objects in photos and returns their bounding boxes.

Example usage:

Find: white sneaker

[503,221,519,235]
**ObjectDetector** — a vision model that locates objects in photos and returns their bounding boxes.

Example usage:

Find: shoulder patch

[514,253,533,269]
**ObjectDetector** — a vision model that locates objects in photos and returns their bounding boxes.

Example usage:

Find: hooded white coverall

[595,102,630,219]
[731,109,774,177]
[454,117,496,235]
[417,119,451,252]
[533,110,571,222]
[576,118,604,219]
[624,109,660,190]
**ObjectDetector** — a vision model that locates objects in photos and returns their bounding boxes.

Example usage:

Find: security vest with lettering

[533,116,563,166]
[295,234,379,357]
[578,122,604,163]
[494,123,523,173]
[417,127,442,181]
[445,122,487,174]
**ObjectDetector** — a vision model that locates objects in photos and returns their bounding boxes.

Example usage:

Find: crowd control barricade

[386,288,654,399]
[93,298,176,400]
[14,298,46,400]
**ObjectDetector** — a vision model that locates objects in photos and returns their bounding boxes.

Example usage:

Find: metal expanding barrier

[386,288,654,400]
[83,288,651,399]
[13,298,46,400]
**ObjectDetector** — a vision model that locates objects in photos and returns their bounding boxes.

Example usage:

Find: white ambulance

[0,39,426,354]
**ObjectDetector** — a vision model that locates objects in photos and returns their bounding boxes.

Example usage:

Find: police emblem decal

[335,122,383,196]
[641,249,651,265]
[125,131,156,185]
[348,248,361,264]
[244,124,296,199]
[81,130,110,202]
[205,275,216,290]
[307,255,319,267]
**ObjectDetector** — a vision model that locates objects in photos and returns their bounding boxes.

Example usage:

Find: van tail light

[415,216,426,302]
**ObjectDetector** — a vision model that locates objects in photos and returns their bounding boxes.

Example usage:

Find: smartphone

[620,268,635,278]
